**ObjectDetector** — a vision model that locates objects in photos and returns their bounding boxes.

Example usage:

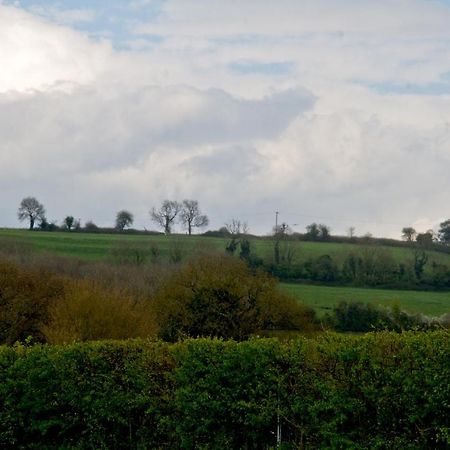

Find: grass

[2,228,450,267]
[280,283,450,317]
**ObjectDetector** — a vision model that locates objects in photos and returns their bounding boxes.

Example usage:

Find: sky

[1,0,450,237]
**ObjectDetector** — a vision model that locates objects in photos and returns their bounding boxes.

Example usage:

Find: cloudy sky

[1,0,450,236]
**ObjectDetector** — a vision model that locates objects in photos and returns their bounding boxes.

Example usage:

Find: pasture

[280,283,450,317]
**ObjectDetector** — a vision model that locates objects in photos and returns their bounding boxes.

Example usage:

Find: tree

[180,200,209,235]
[438,219,450,245]
[150,200,181,234]
[318,223,330,240]
[152,254,315,341]
[17,197,45,230]
[64,216,75,231]
[115,210,134,231]
[401,227,416,242]
[416,231,434,248]
[224,219,248,254]
[305,223,320,240]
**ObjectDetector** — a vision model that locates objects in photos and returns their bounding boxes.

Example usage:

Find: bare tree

[225,219,248,236]
[180,200,209,235]
[150,200,181,234]
[115,210,134,231]
[17,197,45,230]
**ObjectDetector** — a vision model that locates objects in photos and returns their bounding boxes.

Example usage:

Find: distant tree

[401,227,416,242]
[225,219,248,236]
[115,210,134,231]
[150,200,181,234]
[17,197,45,230]
[438,220,450,245]
[305,223,330,240]
[224,219,248,254]
[416,231,434,248]
[180,200,209,235]
[64,216,75,231]
[347,227,356,238]
[318,223,331,240]
[305,223,320,240]
[84,221,99,233]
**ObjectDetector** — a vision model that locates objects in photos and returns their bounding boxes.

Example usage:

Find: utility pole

[275,211,279,230]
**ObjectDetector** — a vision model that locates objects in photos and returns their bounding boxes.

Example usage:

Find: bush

[0,261,65,344]
[152,254,315,341]
[43,280,158,344]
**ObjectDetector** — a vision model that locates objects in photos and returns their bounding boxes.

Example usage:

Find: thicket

[325,301,450,332]
[0,332,448,449]
[0,253,316,345]
[0,259,158,345]
[266,247,450,289]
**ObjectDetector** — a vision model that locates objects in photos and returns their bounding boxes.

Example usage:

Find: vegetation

[152,254,315,341]
[0,333,448,449]
[115,210,134,231]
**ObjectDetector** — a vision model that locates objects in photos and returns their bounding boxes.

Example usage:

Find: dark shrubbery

[152,254,316,341]
[324,301,447,332]
[0,333,448,449]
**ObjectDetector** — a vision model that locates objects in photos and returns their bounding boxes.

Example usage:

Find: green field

[281,283,450,317]
[2,228,450,267]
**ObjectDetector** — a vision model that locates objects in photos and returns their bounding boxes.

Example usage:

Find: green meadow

[280,283,450,317]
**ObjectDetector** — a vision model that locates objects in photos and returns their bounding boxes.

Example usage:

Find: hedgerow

[0,332,448,449]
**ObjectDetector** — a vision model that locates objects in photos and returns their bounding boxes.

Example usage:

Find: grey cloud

[0,86,315,174]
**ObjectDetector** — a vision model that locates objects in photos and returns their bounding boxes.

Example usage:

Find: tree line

[17,197,209,235]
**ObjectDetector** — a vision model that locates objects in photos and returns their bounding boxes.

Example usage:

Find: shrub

[0,261,65,344]
[42,280,158,344]
[152,254,315,341]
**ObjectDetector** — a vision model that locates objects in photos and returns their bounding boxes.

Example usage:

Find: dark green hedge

[0,332,449,449]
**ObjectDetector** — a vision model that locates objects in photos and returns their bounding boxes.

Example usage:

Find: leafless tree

[180,200,209,235]
[17,197,45,230]
[150,200,181,234]
[225,219,248,236]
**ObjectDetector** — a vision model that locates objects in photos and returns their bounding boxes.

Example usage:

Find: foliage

[115,210,134,231]
[42,280,157,344]
[0,261,65,344]
[0,258,158,345]
[0,333,448,448]
[402,226,416,241]
[152,254,315,341]
[63,215,75,231]
[438,219,450,245]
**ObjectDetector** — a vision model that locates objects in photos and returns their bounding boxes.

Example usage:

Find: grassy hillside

[280,283,450,317]
[2,228,450,267]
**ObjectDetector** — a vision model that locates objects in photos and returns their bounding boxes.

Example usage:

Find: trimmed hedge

[0,332,449,449]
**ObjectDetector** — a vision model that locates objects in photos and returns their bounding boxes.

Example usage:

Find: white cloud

[0,5,111,94]
[1,2,450,237]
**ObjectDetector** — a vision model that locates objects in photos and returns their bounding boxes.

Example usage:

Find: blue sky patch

[229,61,295,76]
